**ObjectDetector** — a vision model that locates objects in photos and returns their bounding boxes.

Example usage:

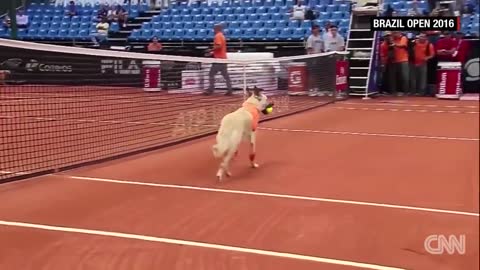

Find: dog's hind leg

[217,147,235,181]
[249,132,259,168]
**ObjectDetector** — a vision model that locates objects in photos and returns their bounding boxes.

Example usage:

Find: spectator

[147,36,163,52]
[65,1,77,17]
[2,15,11,28]
[385,31,409,95]
[291,0,307,21]
[323,25,345,52]
[91,17,109,46]
[305,24,324,96]
[16,9,29,28]
[108,5,128,27]
[407,0,424,16]
[410,32,435,96]
[380,31,394,95]
[322,21,332,39]
[97,5,109,20]
[453,31,468,63]
[204,24,233,96]
[435,31,458,62]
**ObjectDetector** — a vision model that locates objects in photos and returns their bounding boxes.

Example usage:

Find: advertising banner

[335,60,349,92]
[462,39,479,94]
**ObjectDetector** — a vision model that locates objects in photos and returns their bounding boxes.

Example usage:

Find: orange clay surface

[0,97,478,270]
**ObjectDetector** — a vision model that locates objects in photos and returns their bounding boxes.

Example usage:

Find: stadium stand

[0,0,352,45]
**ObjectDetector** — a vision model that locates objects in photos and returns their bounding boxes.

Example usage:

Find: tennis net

[0,39,349,182]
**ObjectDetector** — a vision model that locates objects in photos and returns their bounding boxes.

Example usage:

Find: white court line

[259,127,479,142]
[341,102,479,109]
[68,176,480,217]
[334,107,479,114]
[0,220,405,270]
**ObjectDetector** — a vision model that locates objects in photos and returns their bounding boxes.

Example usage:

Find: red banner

[335,60,348,92]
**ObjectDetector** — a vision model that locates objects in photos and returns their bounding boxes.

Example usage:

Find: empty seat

[184,22,194,29]
[254,28,267,41]
[248,14,260,21]
[256,6,268,14]
[234,7,244,14]
[245,7,255,14]
[252,21,263,28]
[331,11,343,19]
[326,5,337,12]
[215,15,226,22]
[173,22,184,29]
[204,14,214,21]
[279,27,293,40]
[243,28,256,40]
[266,28,281,40]
[259,13,270,21]
[223,7,234,14]
[274,0,285,6]
[276,20,287,28]
[182,15,193,22]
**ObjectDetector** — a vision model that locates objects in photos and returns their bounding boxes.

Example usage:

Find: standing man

[411,32,435,96]
[323,25,345,52]
[305,24,324,96]
[205,24,233,96]
[388,31,410,95]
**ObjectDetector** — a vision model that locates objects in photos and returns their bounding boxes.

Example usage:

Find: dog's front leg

[249,132,259,168]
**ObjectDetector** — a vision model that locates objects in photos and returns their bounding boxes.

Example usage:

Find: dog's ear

[253,86,261,97]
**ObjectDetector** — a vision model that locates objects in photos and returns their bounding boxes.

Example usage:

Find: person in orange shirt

[205,24,233,96]
[388,31,410,95]
[411,32,435,96]
[379,31,394,95]
[147,36,162,52]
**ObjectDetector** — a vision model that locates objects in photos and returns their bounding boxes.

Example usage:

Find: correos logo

[464,57,479,82]
[25,59,73,73]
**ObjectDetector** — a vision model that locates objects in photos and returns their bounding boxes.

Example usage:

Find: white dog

[212,87,273,181]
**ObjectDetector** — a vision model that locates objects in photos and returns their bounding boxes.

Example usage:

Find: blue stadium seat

[128,29,141,41]
[141,29,153,41]
[243,28,256,40]
[342,11,350,18]
[252,21,263,28]
[180,8,190,15]
[253,28,266,41]
[259,13,270,21]
[264,20,275,28]
[287,20,299,28]
[338,4,349,12]
[339,19,349,28]
[229,21,241,28]
[17,28,27,40]
[279,27,293,40]
[41,15,52,22]
[184,29,196,41]
[326,5,337,12]
[181,15,192,22]
[230,28,242,40]
[234,7,244,14]
[204,14,214,21]
[319,12,330,19]
[256,6,268,14]
[241,21,251,29]
[223,7,234,14]
[81,16,91,23]
[276,20,287,28]
[170,8,180,15]
[161,29,173,41]
[285,0,294,7]
[52,15,62,23]
[249,14,260,21]
[172,29,185,41]
[47,29,58,40]
[152,22,161,29]
[25,29,38,40]
[30,21,41,29]
[172,15,182,22]
[68,29,78,38]
[173,22,183,29]
[110,22,120,32]
[231,0,242,6]
[245,6,255,14]
[50,22,61,30]
[152,29,162,37]
[184,22,194,29]
[269,6,279,13]
[160,15,172,22]
[237,14,247,21]
[253,0,263,6]
[331,11,343,19]
[265,0,274,6]
[226,14,236,21]
[142,22,151,29]
[319,0,331,5]
[267,28,281,40]
[58,29,68,40]
[152,15,161,22]
[201,8,211,14]
[271,13,282,20]
[80,22,89,29]
[195,28,208,41]
[71,16,81,23]
[215,15,226,22]
[40,22,50,29]
[315,4,326,12]
[128,8,139,18]
[194,22,205,29]
[274,0,284,6]
[32,14,41,22]
[243,0,254,6]
[68,22,79,29]
[293,28,307,40]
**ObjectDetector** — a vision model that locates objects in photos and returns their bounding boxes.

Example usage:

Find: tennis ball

[265,107,273,114]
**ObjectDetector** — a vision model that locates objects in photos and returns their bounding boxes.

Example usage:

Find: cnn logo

[424,235,466,255]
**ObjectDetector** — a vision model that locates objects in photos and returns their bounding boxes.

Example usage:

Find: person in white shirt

[291,0,306,20]
[323,25,345,52]
[15,9,29,28]
[91,17,109,46]
[305,25,324,96]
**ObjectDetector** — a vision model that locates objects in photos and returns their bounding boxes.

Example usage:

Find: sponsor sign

[101,59,140,75]
[436,62,462,98]
[335,60,348,92]
[462,39,479,94]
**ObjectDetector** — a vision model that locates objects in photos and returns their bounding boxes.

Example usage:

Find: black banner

[462,40,479,94]
[0,46,182,89]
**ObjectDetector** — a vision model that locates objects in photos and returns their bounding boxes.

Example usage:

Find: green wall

[0,0,23,16]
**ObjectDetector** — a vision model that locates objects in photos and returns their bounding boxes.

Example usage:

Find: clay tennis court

[0,96,478,270]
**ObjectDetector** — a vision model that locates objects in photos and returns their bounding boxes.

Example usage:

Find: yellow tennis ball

[265,107,273,114]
